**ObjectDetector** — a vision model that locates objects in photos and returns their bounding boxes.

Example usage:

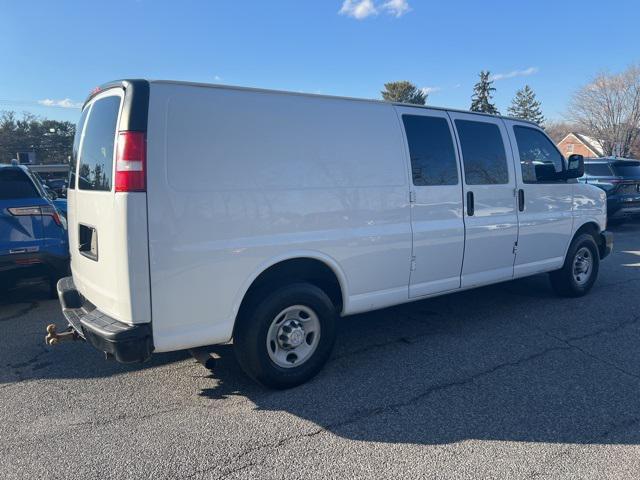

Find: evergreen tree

[381,81,426,105]
[507,85,545,125]
[470,71,499,114]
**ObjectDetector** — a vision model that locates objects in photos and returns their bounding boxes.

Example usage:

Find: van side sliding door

[448,112,519,288]
[396,107,465,298]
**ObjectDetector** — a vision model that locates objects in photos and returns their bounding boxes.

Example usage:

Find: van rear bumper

[56,276,153,363]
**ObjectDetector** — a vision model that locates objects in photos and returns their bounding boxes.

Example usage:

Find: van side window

[402,115,458,186]
[455,120,509,185]
[513,126,565,183]
[78,96,121,191]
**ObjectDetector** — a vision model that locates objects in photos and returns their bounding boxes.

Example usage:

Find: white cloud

[339,0,378,19]
[490,67,539,81]
[421,86,441,96]
[339,0,411,19]
[381,0,411,17]
[213,75,222,82]
[38,98,82,109]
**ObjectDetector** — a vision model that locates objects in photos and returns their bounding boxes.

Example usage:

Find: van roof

[87,79,540,127]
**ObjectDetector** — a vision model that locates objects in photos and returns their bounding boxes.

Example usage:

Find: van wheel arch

[234,258,344,338]
[570,221,606,259]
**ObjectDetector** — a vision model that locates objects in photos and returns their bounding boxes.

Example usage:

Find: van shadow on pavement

[199,220,640,446]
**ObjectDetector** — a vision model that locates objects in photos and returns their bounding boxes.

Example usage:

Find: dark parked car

[0,164,69,296]
[45,178,68,198]
[581,157,640,222]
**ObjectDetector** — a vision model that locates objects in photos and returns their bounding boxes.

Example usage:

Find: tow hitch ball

[45,324,80,345]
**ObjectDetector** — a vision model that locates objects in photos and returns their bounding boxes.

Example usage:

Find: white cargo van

[52,79,613,388]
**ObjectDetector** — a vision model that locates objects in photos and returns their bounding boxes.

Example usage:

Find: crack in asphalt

[3,343,51,385]
[562,315,640,343]
[537,315,640,382]
[67,404,188,429]
[184,345,572,480]
[330,312,448,363]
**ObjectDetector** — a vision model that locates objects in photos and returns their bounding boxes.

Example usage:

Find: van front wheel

[550,233,600,297]
[234,283,337,389]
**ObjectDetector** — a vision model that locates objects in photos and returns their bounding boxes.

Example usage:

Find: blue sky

[1,0,638,124]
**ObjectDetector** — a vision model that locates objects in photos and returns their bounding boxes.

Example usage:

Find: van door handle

[467,191,474,216]
[518,189,525,212]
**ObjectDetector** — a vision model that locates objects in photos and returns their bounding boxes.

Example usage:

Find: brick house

[557,133,604,158]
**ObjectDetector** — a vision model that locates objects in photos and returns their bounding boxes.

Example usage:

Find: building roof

[560,132,604,156]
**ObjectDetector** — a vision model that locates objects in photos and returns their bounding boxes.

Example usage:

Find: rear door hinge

[409,191,416,203]
[513,242,518,255]
[410,256,417,271]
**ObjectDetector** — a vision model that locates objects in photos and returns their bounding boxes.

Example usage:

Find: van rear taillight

[115,131,146,192]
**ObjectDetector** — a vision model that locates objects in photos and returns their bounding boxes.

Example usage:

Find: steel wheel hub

[278,320,305,349]
[266,305,321,369]
[573,247,593,286]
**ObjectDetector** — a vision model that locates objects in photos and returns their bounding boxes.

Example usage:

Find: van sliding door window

[513,126,564,183]
[77,96,121,191]
[455,120,509,185]
[402,115,458,186]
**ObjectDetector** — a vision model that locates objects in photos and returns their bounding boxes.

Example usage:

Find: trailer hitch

[45,324,81,345]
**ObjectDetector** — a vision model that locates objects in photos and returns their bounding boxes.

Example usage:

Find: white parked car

[52,79,613,388]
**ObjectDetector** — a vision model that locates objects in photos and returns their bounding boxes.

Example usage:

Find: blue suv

[0,164,69,296]
[581,157,640,222]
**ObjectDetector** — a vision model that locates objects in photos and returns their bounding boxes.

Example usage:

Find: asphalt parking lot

[2,221,640,480]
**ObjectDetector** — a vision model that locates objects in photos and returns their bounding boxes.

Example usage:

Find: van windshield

[77,95,121,191]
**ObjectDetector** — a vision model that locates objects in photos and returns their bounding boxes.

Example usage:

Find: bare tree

[544,120,578,143]
[569,65,640,157]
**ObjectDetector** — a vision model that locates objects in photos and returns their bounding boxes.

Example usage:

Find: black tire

[234,282,337,389]
[550,233,600,297]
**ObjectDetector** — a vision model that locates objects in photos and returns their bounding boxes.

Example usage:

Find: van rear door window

[402,115,458,186]
[69,106,89,190]
[455,120,509,185]
[78,95,121,191]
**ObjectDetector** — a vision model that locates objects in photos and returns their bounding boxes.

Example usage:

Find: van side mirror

[565,154,585,179]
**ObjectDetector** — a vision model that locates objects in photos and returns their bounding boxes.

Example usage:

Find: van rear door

[68,84,151,325]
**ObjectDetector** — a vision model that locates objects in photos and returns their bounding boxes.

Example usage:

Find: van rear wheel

[234,283,337,389]
[550,233,600,297]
